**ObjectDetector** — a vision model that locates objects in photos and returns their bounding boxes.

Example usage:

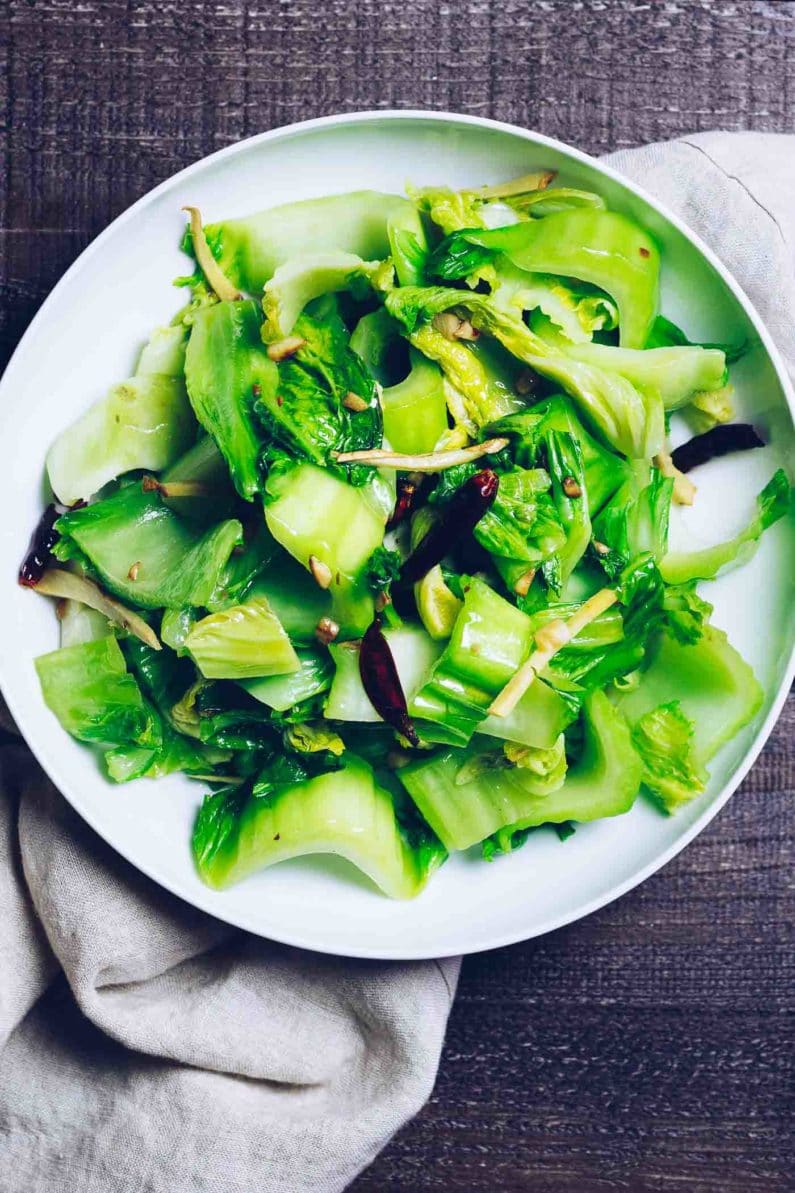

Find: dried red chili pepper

[387,477,418,529]
[19,504,63,587]
[400,469,499,586]
[670,423,765,474]
[358,618,419,747]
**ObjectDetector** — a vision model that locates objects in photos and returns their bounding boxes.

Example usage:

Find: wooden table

[2,3,793,1189]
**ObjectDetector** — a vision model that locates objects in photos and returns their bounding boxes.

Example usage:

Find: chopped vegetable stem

[489,588,618,717]
[333,437,508,471]
[182,205,242,302]
[34,568,161,650]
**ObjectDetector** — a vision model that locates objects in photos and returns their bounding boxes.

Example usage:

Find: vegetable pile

[23,170,792,899]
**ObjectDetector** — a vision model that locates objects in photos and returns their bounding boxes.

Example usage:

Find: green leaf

[617,624,764,767]
[387,285,662,457]
[264,461,388,637]
[35,637,157,749]
[409,577,575,747]
[427,233,495,281]
[257,308,381,486]
[105,720,227,783]
[364,546,402,594]
[432,209,660,349]
[543,429,592,587]
[630,700,708,813]
[185,299,275,500]
[556,340,727,412]
[185,597,300,680]
[241,648,332,712]
[191,682,278,752]
[646,314,748,364]
[490,395,631,515]
[261,252,381,341]
[285,722,346,757]
[592,461,673,570]
[202,191,415,292]
[474,472,566,582]
[506,187,607,218]
[545,555,664,691]
[411,185,490,236]
[349,308,407,386]
[250,753,317,800]
[400,690,640,852]
[661,469,791,584]
[193,755,445,899]
[387,201,429,286]
[47,372,196,507]
[661,584,713,645]
[54,484,243,610]
[381,350,449,454]
[489,260,618,345]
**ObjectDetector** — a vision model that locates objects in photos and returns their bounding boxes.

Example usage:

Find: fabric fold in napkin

[1,132,793,1192]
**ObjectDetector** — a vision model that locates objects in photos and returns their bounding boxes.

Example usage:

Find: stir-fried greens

[22,170,792,899]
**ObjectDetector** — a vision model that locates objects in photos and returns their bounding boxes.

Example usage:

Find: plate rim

[1,108,793,960]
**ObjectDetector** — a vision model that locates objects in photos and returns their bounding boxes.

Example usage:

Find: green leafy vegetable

[432,209,660,349]
[661,583,713,645]
[492,396,631,514]
[257,307,381,485]
[557,341,727,412]
[185,597,300,680]
[241,648,332,712]
[631,701,708,812]
[617,624,764,767]
[264,461,388,636]
[184,299,274,499]
[686,384,734,432]
[387,285,662,456]
[285,721,346,757]
[543,429,592,588]
[592,461,673,572]
[387,200,429,286]
[47,324,195,506]
[646,314,747,364]
[661,469,791,584]
[244,556,332,644]
[408,323,527,432]
[364,546,402,594]
[543,555,664,691]
[54,484,242,610]
[505,187,606,218]
[409,577,575,747]
[381,350,449,454]
[192,755,445,899]
[261,252,382,341]
[202,191,415,292]
[489,260,618,345]
[349,308,408,386]
[473,467,564,576]
[187,681,278,752]
[400,691,640,851]
[35,637,157,749]
[410,185,490,236]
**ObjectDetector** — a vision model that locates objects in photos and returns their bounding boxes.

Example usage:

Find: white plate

[1,111,793,960]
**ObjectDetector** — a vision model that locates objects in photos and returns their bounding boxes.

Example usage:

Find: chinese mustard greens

[23,170,791,900]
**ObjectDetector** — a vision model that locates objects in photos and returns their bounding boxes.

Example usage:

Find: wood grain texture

[0,2,793,1190]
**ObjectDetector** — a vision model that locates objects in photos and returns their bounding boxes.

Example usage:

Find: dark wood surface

[1,2,793,1190]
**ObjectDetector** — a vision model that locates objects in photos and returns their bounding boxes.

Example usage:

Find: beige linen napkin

[1,132,793,1192]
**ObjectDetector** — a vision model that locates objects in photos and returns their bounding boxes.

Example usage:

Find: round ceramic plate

[1,111,793,960]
